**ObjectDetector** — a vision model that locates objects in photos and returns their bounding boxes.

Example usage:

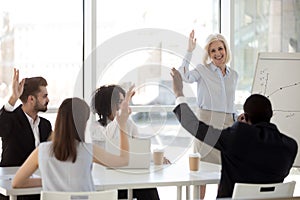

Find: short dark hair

[91,85,126,126]
[243,94,273,124]
[19,77,47,103]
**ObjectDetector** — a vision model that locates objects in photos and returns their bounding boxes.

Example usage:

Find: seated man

[170,68,298,198]
[0,68,52,200]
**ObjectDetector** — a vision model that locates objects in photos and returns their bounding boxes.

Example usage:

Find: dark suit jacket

[0,105,52,167]
[174,103,298,198]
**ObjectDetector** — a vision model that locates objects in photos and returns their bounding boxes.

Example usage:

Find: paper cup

[189,153,200,171]
[153,149,164,165]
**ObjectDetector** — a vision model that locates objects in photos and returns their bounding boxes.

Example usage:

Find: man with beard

[0,68,52,163]
[0,68,52,199]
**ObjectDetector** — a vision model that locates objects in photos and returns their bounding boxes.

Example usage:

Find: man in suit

[0,68,52,199]
[170,68,298,198]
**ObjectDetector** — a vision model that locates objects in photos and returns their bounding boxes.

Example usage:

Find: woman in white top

[178,30,238,198]
[11,90,134,191]
[179,30,238,162]
[90,85,138,147]
[90,84,161,200]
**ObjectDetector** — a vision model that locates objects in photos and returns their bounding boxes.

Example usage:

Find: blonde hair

[202,33,231,67]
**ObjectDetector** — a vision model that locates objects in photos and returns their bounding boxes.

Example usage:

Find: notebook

[105,138,151,169]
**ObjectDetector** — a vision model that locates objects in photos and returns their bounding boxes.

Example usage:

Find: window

[92,0,220,159]
[233,0,300,105]
[0,0,83,124]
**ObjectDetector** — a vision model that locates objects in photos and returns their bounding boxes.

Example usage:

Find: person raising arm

[170,68,297,198]
[12,86,134,191]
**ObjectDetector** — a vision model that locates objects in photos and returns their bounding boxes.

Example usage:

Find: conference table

[0,158,221,200]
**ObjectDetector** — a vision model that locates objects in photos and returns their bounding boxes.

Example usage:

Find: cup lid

[153,148,164,152]
[189,153,201,158]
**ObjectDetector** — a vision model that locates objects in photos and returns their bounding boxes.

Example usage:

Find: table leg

[9,195,17,200]
[186,185,190,200]
[128,189,133,200]
[177,186,182,200]
[193,185,200,199]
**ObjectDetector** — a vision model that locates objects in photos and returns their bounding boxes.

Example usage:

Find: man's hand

[9,68,25,106]
[237,113,247,123]
[170,68,184,98]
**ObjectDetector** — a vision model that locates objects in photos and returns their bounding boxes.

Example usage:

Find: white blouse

[90,118,138,148]
[38,141,95,192]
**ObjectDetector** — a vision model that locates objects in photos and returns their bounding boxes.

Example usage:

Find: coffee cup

[153,149,164,165]
[189,153,200,171]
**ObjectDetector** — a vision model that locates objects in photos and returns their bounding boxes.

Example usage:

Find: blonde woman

[178,30,238,198]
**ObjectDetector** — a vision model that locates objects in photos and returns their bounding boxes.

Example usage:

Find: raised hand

[124,85,135,103]
[116,85,135,130]
[9,68,25,106]
[170,68,184,98]
[188,30,197,52]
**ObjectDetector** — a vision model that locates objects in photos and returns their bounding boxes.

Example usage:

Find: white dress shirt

[4,102,40,147]
[24,113,40,147]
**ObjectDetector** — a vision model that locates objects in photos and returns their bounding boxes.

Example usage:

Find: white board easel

[252,52,300,167]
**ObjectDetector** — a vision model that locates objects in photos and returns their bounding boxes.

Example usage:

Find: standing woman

[11,92,133,191]
[178,30,238,198]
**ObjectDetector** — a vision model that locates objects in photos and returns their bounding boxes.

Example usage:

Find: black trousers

[0,194,40,200]
[118,188,160,200]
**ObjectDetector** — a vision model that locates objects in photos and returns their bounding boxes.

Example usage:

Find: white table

[0,167,42,200]
[93,159,221,200]
[0,160,220,200]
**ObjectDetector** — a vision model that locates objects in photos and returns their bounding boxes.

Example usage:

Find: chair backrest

[232,181,296,199]
[40,190,118,200]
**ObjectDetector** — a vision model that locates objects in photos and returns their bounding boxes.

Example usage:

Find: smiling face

[208,40,227,68]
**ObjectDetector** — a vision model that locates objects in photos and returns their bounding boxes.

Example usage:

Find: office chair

[40,189,117,200]
[232,181,296,199]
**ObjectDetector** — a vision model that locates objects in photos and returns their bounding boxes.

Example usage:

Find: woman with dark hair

[92,85,126,127]
[90,85,138,147]
[11,92,133,191]
[90,84,161,200]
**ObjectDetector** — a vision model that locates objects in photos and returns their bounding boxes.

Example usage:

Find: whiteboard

[252,52,300,167]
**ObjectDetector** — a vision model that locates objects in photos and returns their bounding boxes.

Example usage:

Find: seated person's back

[170,68,298,198]
[39,142,94,191]
[218,121,297,197]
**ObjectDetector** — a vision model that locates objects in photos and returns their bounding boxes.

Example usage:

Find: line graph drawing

[267,81,300,98]
[255,68,300,115]
[251,52,300,167]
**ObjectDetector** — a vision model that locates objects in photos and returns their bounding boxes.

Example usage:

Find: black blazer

[174,103,298,198]
[0,105,52,167]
